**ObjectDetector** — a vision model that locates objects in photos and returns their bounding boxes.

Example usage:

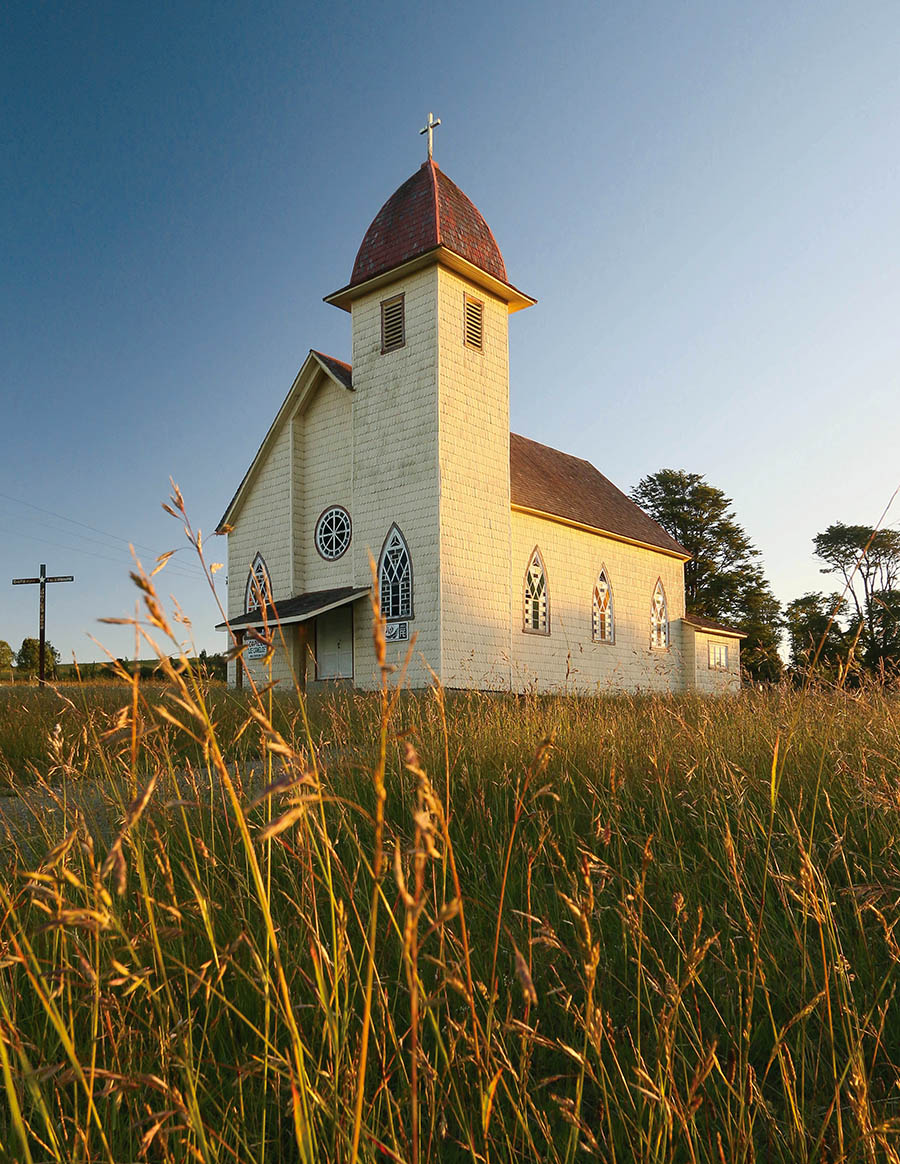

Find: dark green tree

[16,638,60,678]
[813,523,900,673]
[198,649,228,682]
[783,592,850,679]
[631,469,782,681]
[0,640,13,677]
[867,589,900,675]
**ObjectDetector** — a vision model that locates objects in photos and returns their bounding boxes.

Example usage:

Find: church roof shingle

[311,350,352,389]
[216,586,370,631]
[349,161,508,287]
[509,433,689,558]
[681,613,747,638]
[219,355,688,559]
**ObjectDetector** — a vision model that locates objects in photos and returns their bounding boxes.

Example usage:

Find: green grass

[0,681,296,790]
[1,570,900,1161]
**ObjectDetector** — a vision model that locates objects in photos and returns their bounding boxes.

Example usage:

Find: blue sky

[2,1,899,662]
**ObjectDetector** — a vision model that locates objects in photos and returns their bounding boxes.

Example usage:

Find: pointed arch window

[379,526,412,620]
[650,579,669,649]
[592,569,614,643]
[523,548,549,634]
[245,553,272,614]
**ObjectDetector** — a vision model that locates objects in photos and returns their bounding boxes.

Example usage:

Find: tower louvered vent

[381,295,405,352]
[464,295,483,350]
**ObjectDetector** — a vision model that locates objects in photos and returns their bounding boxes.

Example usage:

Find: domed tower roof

[325,159,535,313]
[349,160,507,287]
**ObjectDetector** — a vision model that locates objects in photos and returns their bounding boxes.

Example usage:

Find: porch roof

[216,586,371,631]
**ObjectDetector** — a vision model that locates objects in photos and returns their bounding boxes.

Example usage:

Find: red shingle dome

[350,161,507,287]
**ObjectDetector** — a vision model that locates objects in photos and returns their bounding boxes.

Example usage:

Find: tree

[0,640,13,676]
[868,589,900,675]
[16,638,60,678]
[198,649,227,682]
[813,523,900,673]
[783,592,850,679]
[631,469,782,681]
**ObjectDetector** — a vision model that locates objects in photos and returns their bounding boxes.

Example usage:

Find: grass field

[1,586,899,1161]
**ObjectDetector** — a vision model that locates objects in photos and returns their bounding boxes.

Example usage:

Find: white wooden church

[217,125,743,693]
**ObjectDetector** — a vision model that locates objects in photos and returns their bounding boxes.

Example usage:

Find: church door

[315,607,354,680]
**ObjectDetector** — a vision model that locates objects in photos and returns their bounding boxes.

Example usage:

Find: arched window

[523,547,549,634]
[650,579,669,649]
[593,568,614,643]
[379,526,412,620]
[245,553,272,614]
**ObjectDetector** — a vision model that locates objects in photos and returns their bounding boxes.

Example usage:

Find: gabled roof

[509,433,690,559]
[681,614,747,639]
[216,350,352,533]
[350,161,507,287]
[218,354,688,560]
[312,350,352,389]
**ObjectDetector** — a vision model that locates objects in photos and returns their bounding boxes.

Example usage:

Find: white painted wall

[684,625,743,693]
[298,380,354,594]
[224,420,296,688]
[437,268,513,689]
[509,511,688,692]
[349,267,442,689]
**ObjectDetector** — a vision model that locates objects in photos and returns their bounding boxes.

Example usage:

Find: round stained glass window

[315,506,352,560]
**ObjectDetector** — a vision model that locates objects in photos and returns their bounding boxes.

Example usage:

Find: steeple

[334,145,526,689]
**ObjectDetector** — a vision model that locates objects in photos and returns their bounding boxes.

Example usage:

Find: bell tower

[325,128,535,688]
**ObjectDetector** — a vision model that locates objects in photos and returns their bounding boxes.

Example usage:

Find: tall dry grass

[1,550,900,1160]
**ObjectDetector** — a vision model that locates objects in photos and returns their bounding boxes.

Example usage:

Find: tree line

[631,470,900,683]
[0,638,61,679]
[0,641,227,682]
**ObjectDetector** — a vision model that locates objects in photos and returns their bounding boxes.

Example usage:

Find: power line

[0,505,204,579]
[0,522,210,582]
[0,489,208,577]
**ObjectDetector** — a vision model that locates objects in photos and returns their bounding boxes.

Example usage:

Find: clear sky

[3,1,899,663]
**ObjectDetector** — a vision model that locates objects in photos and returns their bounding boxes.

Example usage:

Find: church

[217,123,743,694]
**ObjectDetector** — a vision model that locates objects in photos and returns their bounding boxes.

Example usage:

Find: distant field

[1,669,899,1162]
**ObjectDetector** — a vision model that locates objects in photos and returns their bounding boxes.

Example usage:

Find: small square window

[381,295,405,353]
[708,642,729,670]
[464,295,483,350]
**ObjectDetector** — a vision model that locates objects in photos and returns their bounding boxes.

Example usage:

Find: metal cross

[419,112,441,161]
[12,563,74,683]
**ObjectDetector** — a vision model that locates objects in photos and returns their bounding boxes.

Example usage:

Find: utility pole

[11,564,74,684]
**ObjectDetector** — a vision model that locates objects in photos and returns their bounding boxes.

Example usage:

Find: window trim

[592,566,615,644]
[463,292,484,351]
[245,552,272,615]
[378,524,414,622]
[523,546,550,635]
[314,504,352,561]
[380,293,406,354]
[708,640,729,670]
[650,578,669,650]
